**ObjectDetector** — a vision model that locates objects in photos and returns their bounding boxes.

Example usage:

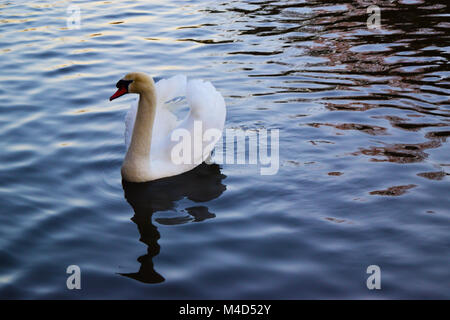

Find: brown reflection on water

[328,171,343,176]
[352,140,441,163]
[417,171,448,181]
[373,115,448,132]
[370,184,417,196]
[308,122,388,136]
[425,130,450,142]
[325,102,374,112]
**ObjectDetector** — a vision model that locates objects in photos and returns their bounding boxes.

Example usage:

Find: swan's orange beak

[110,79,133,101]
[109,87,128,101]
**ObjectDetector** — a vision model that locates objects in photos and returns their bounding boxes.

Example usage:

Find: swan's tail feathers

[155,74,187,106]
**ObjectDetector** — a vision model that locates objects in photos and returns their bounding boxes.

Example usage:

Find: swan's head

[109,72,154,101]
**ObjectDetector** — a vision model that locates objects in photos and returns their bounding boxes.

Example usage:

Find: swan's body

[110,72,226,183]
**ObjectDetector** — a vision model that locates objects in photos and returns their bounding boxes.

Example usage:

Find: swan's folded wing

[186,79,226,163]
[187,79,226,129]
[147,75,187,154]
[155,74,187,106]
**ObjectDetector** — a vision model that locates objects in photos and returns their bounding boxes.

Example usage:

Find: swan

[109,72,226,183]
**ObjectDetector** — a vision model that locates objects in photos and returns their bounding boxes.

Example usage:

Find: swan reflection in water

[120,162,227,284]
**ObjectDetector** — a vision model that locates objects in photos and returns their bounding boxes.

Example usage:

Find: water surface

[0,0,449,299]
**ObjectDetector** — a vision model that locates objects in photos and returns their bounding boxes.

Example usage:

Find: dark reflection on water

[121,163,226,284]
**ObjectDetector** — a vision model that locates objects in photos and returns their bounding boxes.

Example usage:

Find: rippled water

[0,0,449,299]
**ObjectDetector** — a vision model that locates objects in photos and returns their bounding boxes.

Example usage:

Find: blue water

[0,0,449,299]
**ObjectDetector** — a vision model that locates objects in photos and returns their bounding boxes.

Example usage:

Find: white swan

[109,72,226,183]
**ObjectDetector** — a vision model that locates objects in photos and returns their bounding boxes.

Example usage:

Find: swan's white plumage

[124,75,226,181]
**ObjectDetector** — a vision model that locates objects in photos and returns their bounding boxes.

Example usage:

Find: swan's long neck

[122,86,157,181]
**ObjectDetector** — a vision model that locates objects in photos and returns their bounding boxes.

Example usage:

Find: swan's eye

[116,79,133,88]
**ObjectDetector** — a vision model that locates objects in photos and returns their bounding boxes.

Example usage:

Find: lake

[0,0,449,299]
